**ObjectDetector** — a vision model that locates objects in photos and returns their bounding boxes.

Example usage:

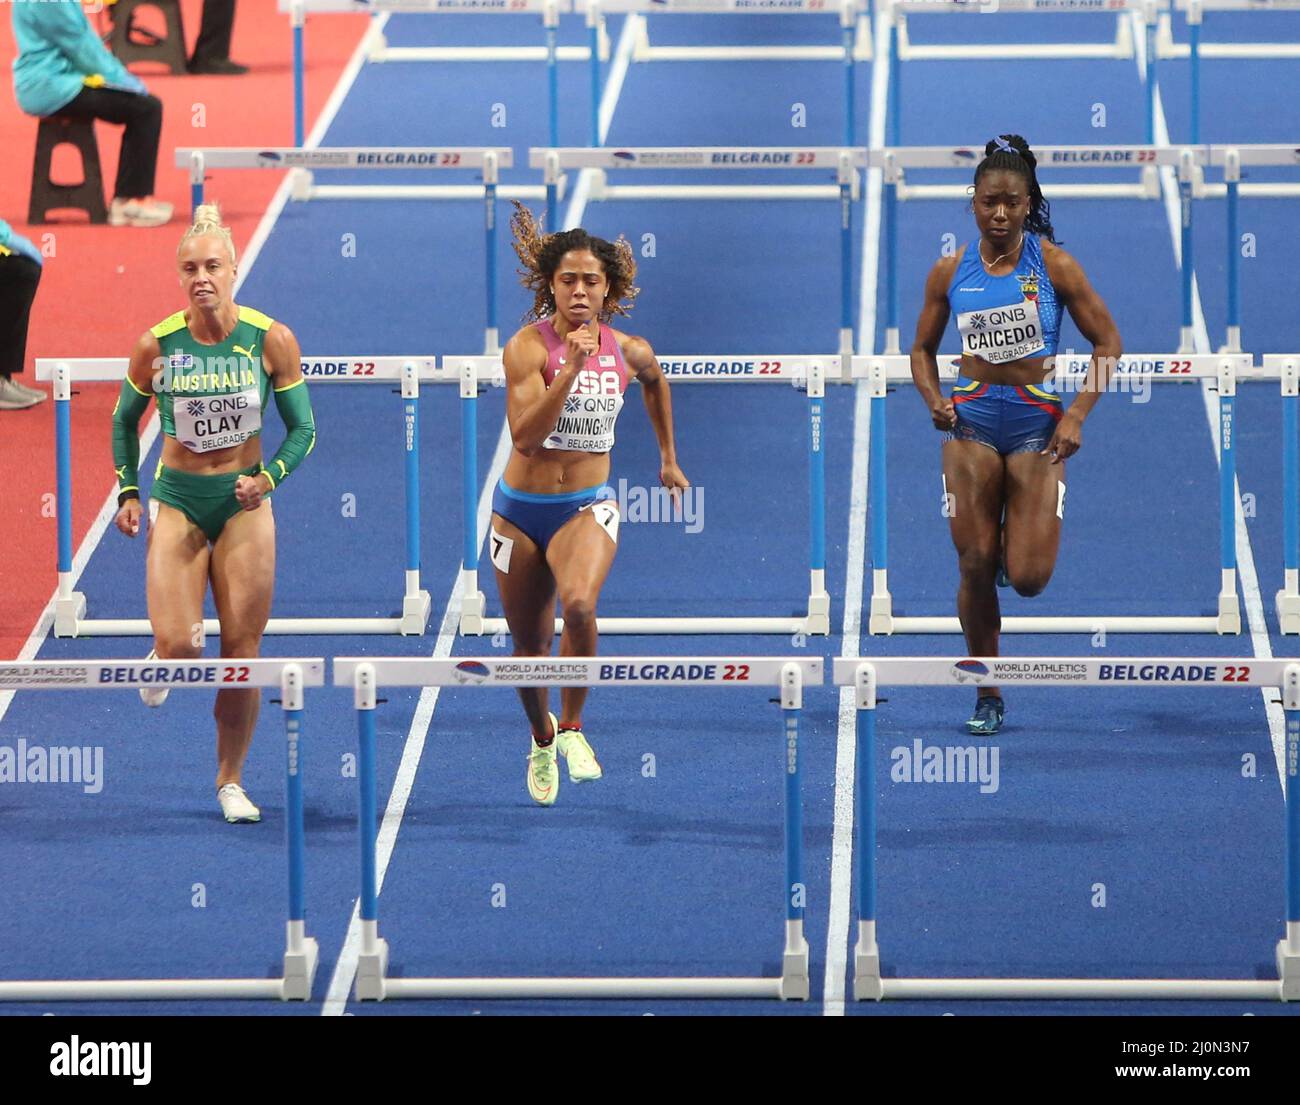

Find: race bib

[544,368,624,453]
[173,386,263,453]
[584,500,620,544]
[957,298,1045,365]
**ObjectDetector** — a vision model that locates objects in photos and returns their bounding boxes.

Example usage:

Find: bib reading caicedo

[945,231,1065,456]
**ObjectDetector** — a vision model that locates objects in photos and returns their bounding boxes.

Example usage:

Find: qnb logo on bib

[174,386,263,453]
[958,299,1045,365]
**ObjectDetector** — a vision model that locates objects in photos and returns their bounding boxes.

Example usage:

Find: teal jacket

[11,0,146,118]
[0,218,43,265]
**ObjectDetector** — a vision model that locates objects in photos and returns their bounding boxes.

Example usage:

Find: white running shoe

[0,377,44,410]
[218,783,261,823]
[556,724,603,783]
[140,648,169,707]
[109,197,174,228]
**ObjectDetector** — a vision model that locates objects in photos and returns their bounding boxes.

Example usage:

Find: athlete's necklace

[979,233,1023,271]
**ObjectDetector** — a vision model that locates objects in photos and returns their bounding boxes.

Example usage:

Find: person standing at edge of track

[911,134,1122,736]
[495,201,689,807]
[110,202,316,823]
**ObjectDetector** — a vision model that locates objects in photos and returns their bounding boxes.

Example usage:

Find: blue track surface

[2,8,1298,1017]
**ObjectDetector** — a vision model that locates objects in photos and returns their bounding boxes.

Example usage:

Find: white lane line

[1136,21,1288,790]
[822,6,890,1018]
[319,14,643,1015]
[319,422,515,1016]
[0,17,390,727]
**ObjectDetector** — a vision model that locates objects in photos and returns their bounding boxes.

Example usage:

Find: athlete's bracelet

[117,490,140,508]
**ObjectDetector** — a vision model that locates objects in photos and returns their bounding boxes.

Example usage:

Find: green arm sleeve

[111,376,153,498]
[261,378,317,491]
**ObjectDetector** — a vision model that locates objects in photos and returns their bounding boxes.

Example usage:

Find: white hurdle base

[0,976,302,1002]
[55,615,419,637]
[870,978,1282,1001]
[377,977,784,1000]
[477,616,815,636]
[1277,589,1300,635]
[874,615,1227,635]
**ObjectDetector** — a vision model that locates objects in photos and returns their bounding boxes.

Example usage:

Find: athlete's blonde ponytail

[178,202,237,265]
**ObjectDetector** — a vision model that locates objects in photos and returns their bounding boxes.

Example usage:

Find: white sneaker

[218,783,261,823]
[139,648,169,707]
[0,378,44,410]
[556,725,603,783]
[109,197,174,228]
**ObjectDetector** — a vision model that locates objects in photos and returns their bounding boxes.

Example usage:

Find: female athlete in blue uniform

[497,203,688,805]
[911,135,1122,734]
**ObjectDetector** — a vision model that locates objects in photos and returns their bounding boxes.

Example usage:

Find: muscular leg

[491,514,558,741]
[942,440,1006,693]
[208,502,276,789]
[1003,452,1064,598]
[147,503,210,661]
[546,507,619,728]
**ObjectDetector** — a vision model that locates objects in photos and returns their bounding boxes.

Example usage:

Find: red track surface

[0,1,366,658]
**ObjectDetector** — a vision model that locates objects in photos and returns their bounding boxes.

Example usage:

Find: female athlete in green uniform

[111,203,316,823]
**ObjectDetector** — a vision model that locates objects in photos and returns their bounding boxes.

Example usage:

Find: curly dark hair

[972,133,1059,244]
[509,200,640,323]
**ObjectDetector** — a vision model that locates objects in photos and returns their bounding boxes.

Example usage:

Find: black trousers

[56,88,163,200]
[192,0,237,65]
[0,254,42,379]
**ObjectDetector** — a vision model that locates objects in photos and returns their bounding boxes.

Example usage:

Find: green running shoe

[526,713,561,806]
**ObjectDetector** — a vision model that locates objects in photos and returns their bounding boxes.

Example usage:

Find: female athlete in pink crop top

[492,202,689,807]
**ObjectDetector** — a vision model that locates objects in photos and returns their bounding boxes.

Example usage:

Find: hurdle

[1157,1,1300,145]
[868,145,1206,355]
[836,656,1300,1000]
[1200,147,1300,354]
[531,146,864,356]
[855,352,1287,635]
[575,0,870,147]
[0,658,323,1002]
[1266,355,1300,635]
[444,354,839,636]
[176,146,516,354]
[885,1,1155,144]
[335,655,819,1000]
[37,357,435,639]
[278,1,600,150]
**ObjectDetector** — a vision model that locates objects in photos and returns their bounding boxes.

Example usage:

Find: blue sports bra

[947,232,1061,364]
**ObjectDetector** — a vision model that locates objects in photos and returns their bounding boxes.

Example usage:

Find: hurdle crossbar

[442,355,842,637]
[835,657,1300,1001]
[36,357,436,639]
[336,655,819,1000]
[176,147,519,353]
[853,353,1284,636]
[0,659,323,1002]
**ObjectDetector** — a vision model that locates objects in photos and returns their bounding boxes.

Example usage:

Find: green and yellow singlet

[150,306,274,452]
